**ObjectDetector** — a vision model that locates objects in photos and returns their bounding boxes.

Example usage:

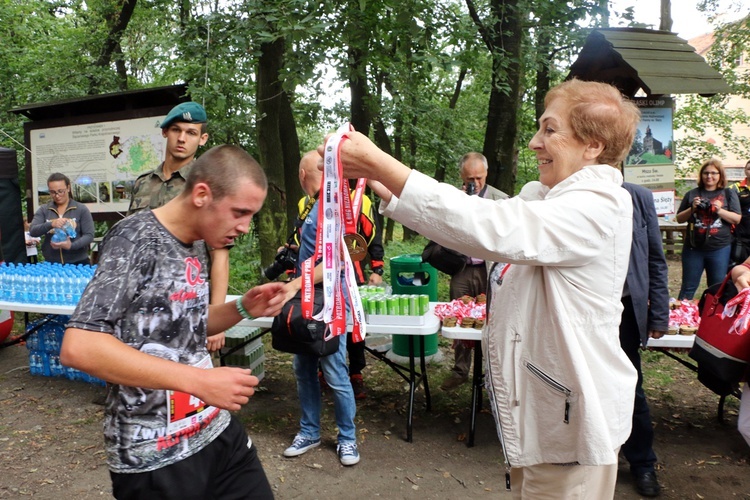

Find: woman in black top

[675,158,741,299]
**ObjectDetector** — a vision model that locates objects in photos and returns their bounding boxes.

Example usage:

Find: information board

[30,116,166,215]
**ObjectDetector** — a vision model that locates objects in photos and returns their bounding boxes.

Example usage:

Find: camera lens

[263,247,298,281]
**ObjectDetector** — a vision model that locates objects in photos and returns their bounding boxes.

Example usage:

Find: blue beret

[161,102,207,129]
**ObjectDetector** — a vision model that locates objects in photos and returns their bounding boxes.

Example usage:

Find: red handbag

[689,272,750,395]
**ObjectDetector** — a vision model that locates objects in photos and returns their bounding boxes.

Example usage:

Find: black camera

[465,182,476,195]
[263,246,298,281]
[696,198,712,212]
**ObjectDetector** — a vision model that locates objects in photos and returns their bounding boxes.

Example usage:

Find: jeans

[293,332,357,444]
[678,244,731,300]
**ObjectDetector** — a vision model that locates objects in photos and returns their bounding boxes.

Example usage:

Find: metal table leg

[468,343,483,447]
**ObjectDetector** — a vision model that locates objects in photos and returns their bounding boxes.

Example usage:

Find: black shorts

[110,417,273,500]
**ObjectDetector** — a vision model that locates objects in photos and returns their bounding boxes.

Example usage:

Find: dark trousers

[110,417,273,500]
[448,264,487,378]
[619,296,658,475]
[347,331,366,375]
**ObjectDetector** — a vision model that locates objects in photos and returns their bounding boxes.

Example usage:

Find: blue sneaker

[283,435,321,457]
[337,442,360,466]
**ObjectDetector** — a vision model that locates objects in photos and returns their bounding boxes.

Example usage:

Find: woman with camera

[675,158,741,300]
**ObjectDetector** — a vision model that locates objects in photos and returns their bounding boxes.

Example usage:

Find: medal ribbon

[343,178,367,236]
[301,123,367,341]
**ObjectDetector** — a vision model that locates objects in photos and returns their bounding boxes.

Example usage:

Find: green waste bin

[389,254,438,357]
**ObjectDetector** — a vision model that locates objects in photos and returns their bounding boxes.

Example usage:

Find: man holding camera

[441,153,508,391]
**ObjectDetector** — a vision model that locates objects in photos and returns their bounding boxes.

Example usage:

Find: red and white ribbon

[724,287,750,336]
[302,123,366,342]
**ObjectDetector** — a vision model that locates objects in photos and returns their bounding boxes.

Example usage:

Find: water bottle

[40,277,50,305]
[25,331,40,352]
[50,275,62,305]
[43,328,60,353]
[62,276,74,305]
[29,351,43,376]
[17,274,29,302]
[50,227,67,244]
[40,351,51,377]
[7,270,18,302]
[29,275,42,303]
[65,366,80,381]
[49,354,64,377]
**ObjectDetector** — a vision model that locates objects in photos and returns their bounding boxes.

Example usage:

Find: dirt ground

[1,257,750,499]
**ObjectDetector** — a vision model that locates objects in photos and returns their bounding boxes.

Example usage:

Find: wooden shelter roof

[567,28,730,97]
[11,84,189,121]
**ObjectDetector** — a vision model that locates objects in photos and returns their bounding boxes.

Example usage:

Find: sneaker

[440,374,468,391]
[337,442,360,466]
[283,435,321,457]
[350,374,366,400]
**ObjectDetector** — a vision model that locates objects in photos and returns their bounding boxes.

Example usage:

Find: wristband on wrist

[742,263,750,271]
[235,296,253,320]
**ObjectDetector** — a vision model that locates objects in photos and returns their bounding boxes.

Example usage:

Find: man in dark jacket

[441,153,508,390]
[620,182,670,497]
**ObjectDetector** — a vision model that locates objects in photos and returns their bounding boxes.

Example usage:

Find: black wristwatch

[372,267,384,276]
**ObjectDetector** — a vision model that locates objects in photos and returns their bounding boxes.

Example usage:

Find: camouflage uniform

[127,162,193,215]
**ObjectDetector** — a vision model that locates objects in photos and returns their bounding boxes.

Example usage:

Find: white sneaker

[283,435,321,457]
[337,442,360,466]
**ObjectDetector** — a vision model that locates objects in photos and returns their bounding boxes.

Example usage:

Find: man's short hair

[47,172,71,187]
[458,152,488,172]
[184,145,267,200]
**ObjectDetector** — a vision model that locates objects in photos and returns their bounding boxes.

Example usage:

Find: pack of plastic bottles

[25,315,105,385]
[50,220,77,243]
[0,262,95,305]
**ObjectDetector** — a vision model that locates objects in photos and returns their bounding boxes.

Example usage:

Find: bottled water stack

[25,315,105,385]
[0,262,104,385]
[0,262,95,306]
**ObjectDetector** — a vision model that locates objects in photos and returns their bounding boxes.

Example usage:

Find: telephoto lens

[263,247,298,280]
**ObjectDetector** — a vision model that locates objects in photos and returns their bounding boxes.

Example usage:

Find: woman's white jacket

[381,165,636,467]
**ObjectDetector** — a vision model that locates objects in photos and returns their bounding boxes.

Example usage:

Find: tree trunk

[89,0,137,93]
[279,90,303,229]
[433,67,466,182]
[480,0,523,195]
[599,0,609,27]
[256,36,289,268]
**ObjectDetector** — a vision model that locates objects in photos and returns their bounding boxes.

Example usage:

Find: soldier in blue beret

[128,102,209,214]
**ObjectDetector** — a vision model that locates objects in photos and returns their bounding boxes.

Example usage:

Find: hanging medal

[343,178,368,262]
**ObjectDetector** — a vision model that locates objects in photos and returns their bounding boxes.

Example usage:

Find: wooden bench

[659,220,687,255]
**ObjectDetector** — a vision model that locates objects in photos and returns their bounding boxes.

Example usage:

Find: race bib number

[166,355,219,434]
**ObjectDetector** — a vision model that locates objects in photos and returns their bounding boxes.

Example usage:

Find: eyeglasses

[702,171,720,176]
[49,189,68,195]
